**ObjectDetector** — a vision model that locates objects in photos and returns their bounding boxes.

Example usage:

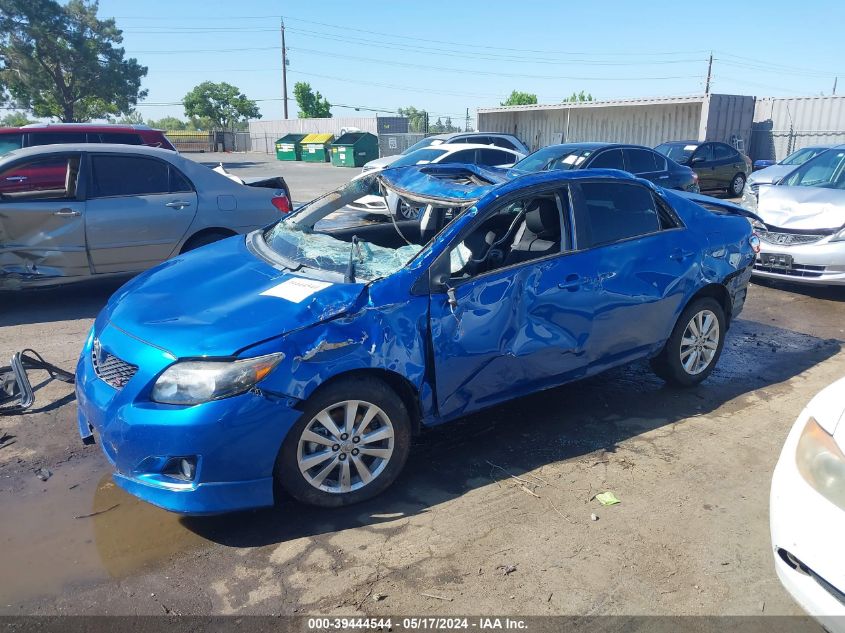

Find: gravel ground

[1,156,843,617]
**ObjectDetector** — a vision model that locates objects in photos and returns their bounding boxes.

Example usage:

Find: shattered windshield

[262,173,427,282]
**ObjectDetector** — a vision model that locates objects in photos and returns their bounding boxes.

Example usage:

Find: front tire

[650,298,726,387]
[275,376,411,507]
[729,173,746,197]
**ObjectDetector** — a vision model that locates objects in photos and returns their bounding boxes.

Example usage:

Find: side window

[652,152,668,171]
[91,155,169,197]
[28,132,87,146]
[447,191,566,280]
[713,144,735,161]
[98,133,144,145]
[169,166,193,193]
[578,182,661,248]
[692,144,713,163]
[625,149,659,174]
[588,149,624,170]
[441,149,478,164]
[0,133,24,155]
[490,137,517,150]
[479,149,516,166]
[0,155,80,201]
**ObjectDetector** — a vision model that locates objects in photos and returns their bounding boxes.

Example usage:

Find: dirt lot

[2,157,844,616]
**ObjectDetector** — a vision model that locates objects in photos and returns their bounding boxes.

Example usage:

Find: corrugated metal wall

[700,94,755,151]
[751,96,845,161]
[478,101,703,152]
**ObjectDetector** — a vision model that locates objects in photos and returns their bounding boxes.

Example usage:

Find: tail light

[271,195,291,213]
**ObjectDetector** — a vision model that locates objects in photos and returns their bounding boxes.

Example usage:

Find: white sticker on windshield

[684,144,698,151]
[261,277,332,303]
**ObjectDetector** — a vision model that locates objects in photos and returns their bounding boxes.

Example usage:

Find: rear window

[28,132,87,146]
[94,132,144,145]
[0,133,24,156]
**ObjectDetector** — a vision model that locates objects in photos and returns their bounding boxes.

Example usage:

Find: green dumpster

[300,133,334,163]
[275,133,307,161]
[330,132,379,167]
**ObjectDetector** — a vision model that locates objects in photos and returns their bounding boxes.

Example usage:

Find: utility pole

[465,108,470,132]
[704,52,713,95]
[834,77,838,95]
[281,18,289,119]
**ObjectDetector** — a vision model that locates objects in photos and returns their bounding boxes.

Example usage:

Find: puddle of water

[0,455,209,606]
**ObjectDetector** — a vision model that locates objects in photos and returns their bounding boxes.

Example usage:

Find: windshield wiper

[344,235,363,283]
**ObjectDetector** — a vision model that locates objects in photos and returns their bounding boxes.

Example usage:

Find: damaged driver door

[0,153,89,284]
[426,187,598,421]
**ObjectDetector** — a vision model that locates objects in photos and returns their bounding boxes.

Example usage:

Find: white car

[743,145,833,204]
[361,132,529,174]
[350,143,525,219]
[771,376,845,631]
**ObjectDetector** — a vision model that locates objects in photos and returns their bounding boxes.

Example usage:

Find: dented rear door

[0,152,89,286]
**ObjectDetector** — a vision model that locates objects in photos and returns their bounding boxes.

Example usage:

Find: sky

[93,0,842,127]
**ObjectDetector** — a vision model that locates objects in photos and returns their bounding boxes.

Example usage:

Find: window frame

[569,180,684,251]
[428,184,575,290]
[0,152,85,203]
[85,152,193,199]
[624,148,661,175]
[585,148,625,170]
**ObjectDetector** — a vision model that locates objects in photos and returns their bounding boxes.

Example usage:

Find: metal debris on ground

[373,593,386,602]
[595,491,621,506]
[591,513,599,521]
[34,467,52,481]
[420,592,453,602]
[496,564,517,576]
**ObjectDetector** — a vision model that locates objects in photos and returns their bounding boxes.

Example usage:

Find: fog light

[180,458,196,481]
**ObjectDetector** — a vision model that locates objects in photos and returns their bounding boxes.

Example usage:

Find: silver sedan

[0,144,290,290]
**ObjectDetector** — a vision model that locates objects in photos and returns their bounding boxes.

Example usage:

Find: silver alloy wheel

[297,400,395,494]
[731,175,745,196]
[679,309,720,375]
[398,200,419,220]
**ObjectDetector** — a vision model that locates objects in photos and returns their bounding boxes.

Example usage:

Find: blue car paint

[76,167,755,514]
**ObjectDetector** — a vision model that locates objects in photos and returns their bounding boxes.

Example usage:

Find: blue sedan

[76,166,758,514]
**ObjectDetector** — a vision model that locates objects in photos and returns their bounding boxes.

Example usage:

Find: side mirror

[691,156,704,165]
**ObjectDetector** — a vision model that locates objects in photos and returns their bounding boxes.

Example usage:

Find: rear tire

[275,376,412,508]
[180,231,233,253]
[729,173,746,197]
[650,298,726,387]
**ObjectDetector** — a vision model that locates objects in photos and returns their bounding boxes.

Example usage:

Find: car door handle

[165,200,192,209]
[54,208,81,217]
[5,175,27,182]
[558,274,582,290]
[670,248,695,262]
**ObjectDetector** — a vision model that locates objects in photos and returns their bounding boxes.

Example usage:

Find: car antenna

[344,235,362,284]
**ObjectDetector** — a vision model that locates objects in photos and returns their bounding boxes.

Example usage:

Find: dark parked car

[0,123,176,156]
[76,164,757,514]
[655,141,751,196]
[509,143,699,192]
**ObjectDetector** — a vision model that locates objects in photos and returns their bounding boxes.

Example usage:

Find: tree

[183,81,260,130]
[293,82,331,118]
[146,116,188,131]
[564,91,594,103]
[397,106,429,133]
[115,110,144,125]
[0,0,148,121]
[500,90,538,107]
[0,111,32,127]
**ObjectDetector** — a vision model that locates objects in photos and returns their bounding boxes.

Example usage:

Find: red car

[0,123,176,156]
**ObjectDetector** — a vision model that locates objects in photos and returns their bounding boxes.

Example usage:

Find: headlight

[795,416,845,511]
[830,226,845,243]
[151,353,283,405]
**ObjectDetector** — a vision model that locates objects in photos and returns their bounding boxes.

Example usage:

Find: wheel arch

[179,227,237,253]
[298,368,423,436]
[686,282,732,326]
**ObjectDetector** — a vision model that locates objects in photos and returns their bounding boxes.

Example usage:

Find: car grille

[754,262,826,278]
[92,339,138,390]
[757,230,826,246]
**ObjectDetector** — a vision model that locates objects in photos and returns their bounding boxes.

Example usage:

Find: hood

[362,155,399,170]
[756,185,845,231]
[747,164,794,186]
[806,376,845,437]
[104,235,365,358]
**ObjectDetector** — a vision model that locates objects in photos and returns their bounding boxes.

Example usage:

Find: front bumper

[76,322,302,514]
[771,428,845,630]
[753,239,845,286]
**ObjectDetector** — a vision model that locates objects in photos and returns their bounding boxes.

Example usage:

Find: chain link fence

[161,131,251,153]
